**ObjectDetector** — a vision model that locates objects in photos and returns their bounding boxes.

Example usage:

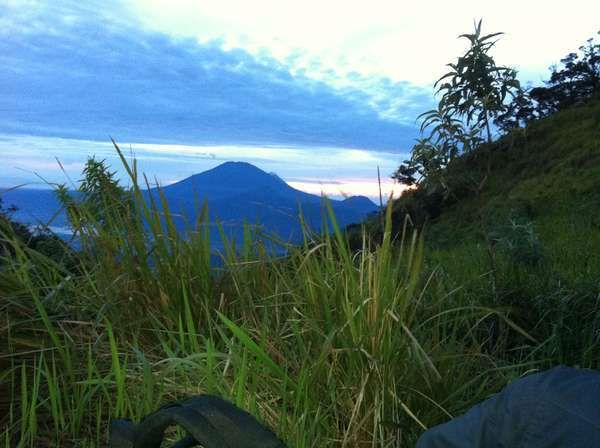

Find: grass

[1,152,545,447]
[411,98,600,244]
[3,97,600,446]
[419,101,600,369]
[351,99,600,369]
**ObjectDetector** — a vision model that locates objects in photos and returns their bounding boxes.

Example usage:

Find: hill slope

[355,99,600,368]
[386,99,600,248]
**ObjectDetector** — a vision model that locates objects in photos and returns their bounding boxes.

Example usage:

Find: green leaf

[217,312,296,389]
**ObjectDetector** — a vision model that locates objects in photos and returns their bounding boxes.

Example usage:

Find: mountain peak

[342,195,378,210]
[201,161,269,177]
[213,161,256,170]
[162,161,287,200]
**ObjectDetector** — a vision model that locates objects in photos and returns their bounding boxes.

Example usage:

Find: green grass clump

[4,97,600,446]
[1,154,541,447]
[348,99,600,372]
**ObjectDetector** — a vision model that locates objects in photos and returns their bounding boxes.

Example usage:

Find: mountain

[158,162,293,202]
[148,161,378,247]
[1,162,378,247]
[342,195,381,211]
[0,188,71,234]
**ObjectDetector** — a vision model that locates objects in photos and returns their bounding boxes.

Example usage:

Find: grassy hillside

[368,99,600,366]
[417,98,600,246]
[1,102,599,447]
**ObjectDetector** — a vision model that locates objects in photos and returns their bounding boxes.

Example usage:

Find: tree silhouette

[394,20,517,191]
[434,19,520,143]
[494,89,536,132]
[501,30,600,127]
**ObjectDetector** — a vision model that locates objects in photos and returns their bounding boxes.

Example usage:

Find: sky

[1,0,599,200]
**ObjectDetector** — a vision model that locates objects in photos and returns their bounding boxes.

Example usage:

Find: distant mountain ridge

[160,162,293,201]
[2,162,378,247]
[342,195,381,210]
[148,161,378,246]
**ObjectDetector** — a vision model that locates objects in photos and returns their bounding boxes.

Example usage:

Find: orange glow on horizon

[287,179,408,203]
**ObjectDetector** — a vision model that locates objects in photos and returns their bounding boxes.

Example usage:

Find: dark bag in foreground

[109,395,287,448]
[417,365,600,448]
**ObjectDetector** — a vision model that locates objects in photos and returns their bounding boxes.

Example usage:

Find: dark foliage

[497,31,600,130]
[434,20,520,143]
[494,90,537,133]
[394,21,518,205]
[56,157,133,230]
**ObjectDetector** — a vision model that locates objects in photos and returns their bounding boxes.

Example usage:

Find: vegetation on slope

[1,157,539,446]
[390,97,600,240]
[352,97,600,374]
[2,110,598,445]
[350,26,600,372]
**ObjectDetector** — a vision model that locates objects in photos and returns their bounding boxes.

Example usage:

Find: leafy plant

[56,157,132,231]
[537,30,600,112]
[435,19,521,143]
[394,20,519,197]
[494,89,536,133]
[488,214,544,266]
[393,102,484,197]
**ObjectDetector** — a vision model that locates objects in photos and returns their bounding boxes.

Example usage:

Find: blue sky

[0,0,425,148]
[1,0,598,199]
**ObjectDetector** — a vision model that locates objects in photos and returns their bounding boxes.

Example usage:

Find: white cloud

[128,0,600,86]
[288,179,405,202]
[0,134,408,202]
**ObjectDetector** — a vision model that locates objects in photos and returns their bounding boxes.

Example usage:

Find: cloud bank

[0,134,407,201]
[0,0,427,151]
[130,0,600,86]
